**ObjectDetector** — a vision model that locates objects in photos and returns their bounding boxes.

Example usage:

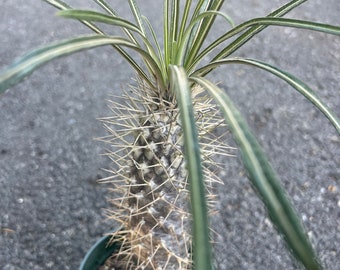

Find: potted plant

[0,0,339,269]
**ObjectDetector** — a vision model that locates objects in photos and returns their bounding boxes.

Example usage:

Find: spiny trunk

[100,78,228,269]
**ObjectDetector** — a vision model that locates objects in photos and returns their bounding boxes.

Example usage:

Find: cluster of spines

[99,78,231,269]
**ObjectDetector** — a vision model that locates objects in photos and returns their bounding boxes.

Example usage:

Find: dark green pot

[79,234,118,270]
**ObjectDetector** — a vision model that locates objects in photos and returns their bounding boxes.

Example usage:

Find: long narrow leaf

[164,0,170,67]
[212,0,309,60]
[175,10,234,65]
[0,35,161,93]
[58,9,141,45]
[169,0,180,66]
[191,76,322,270]
[190,0,308,71]
[92,0,141,46]
[128,0,146,35]
[43,1,151,86]
[191,0,212,18]
[185,0,224,67]
[43,0,71,10]
[178,0,193,45]
[170,0,180,43]
[195,58,340,133]
[43,0,107,34]
[252,17,340,34]
[58,10,143,34]
[94,0,117,16]
[170,66,213,270]
[143,15,167,81]
[58,10,166,84]
[213,17,340,59]
[184,0,213,63]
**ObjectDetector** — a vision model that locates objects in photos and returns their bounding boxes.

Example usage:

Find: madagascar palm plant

[0,0,339,269]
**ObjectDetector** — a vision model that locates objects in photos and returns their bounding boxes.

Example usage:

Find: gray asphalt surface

[0,1,339,269]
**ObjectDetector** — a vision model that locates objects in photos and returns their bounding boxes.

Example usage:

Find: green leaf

[175,10,235,66]
[195,58,340,134]
[57,10,143,34]
[128,0,146,35]
[191,76,322,270]
[215,17,340,55]
[44,1,152,86]
[184,0,213,64]
[170,0,180,43]
[0,35,161,94]
[58,9,141,46]
[170,66,213,270]
[178,0,193,45]
[91,1,141,46]
[194,18,339,75]
[58,10,166,84]
[249,17,340,34]
[212,11,340,63]
[143,15,167,81]
[43,0,71,10]
[43,0,107,35]
[164,0,170,66]
[191,0,308,71]
[94,0,117,16]
[184,0,224,67]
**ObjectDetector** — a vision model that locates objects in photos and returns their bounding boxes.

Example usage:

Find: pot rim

[79,234,118,270]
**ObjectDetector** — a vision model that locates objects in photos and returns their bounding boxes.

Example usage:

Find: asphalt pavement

[0,1,339,269]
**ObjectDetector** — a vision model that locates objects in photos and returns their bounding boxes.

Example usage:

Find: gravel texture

[0,1,339,269]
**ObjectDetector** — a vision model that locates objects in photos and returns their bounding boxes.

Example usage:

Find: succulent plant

[0,1,339,269]
[99,81,228,268]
